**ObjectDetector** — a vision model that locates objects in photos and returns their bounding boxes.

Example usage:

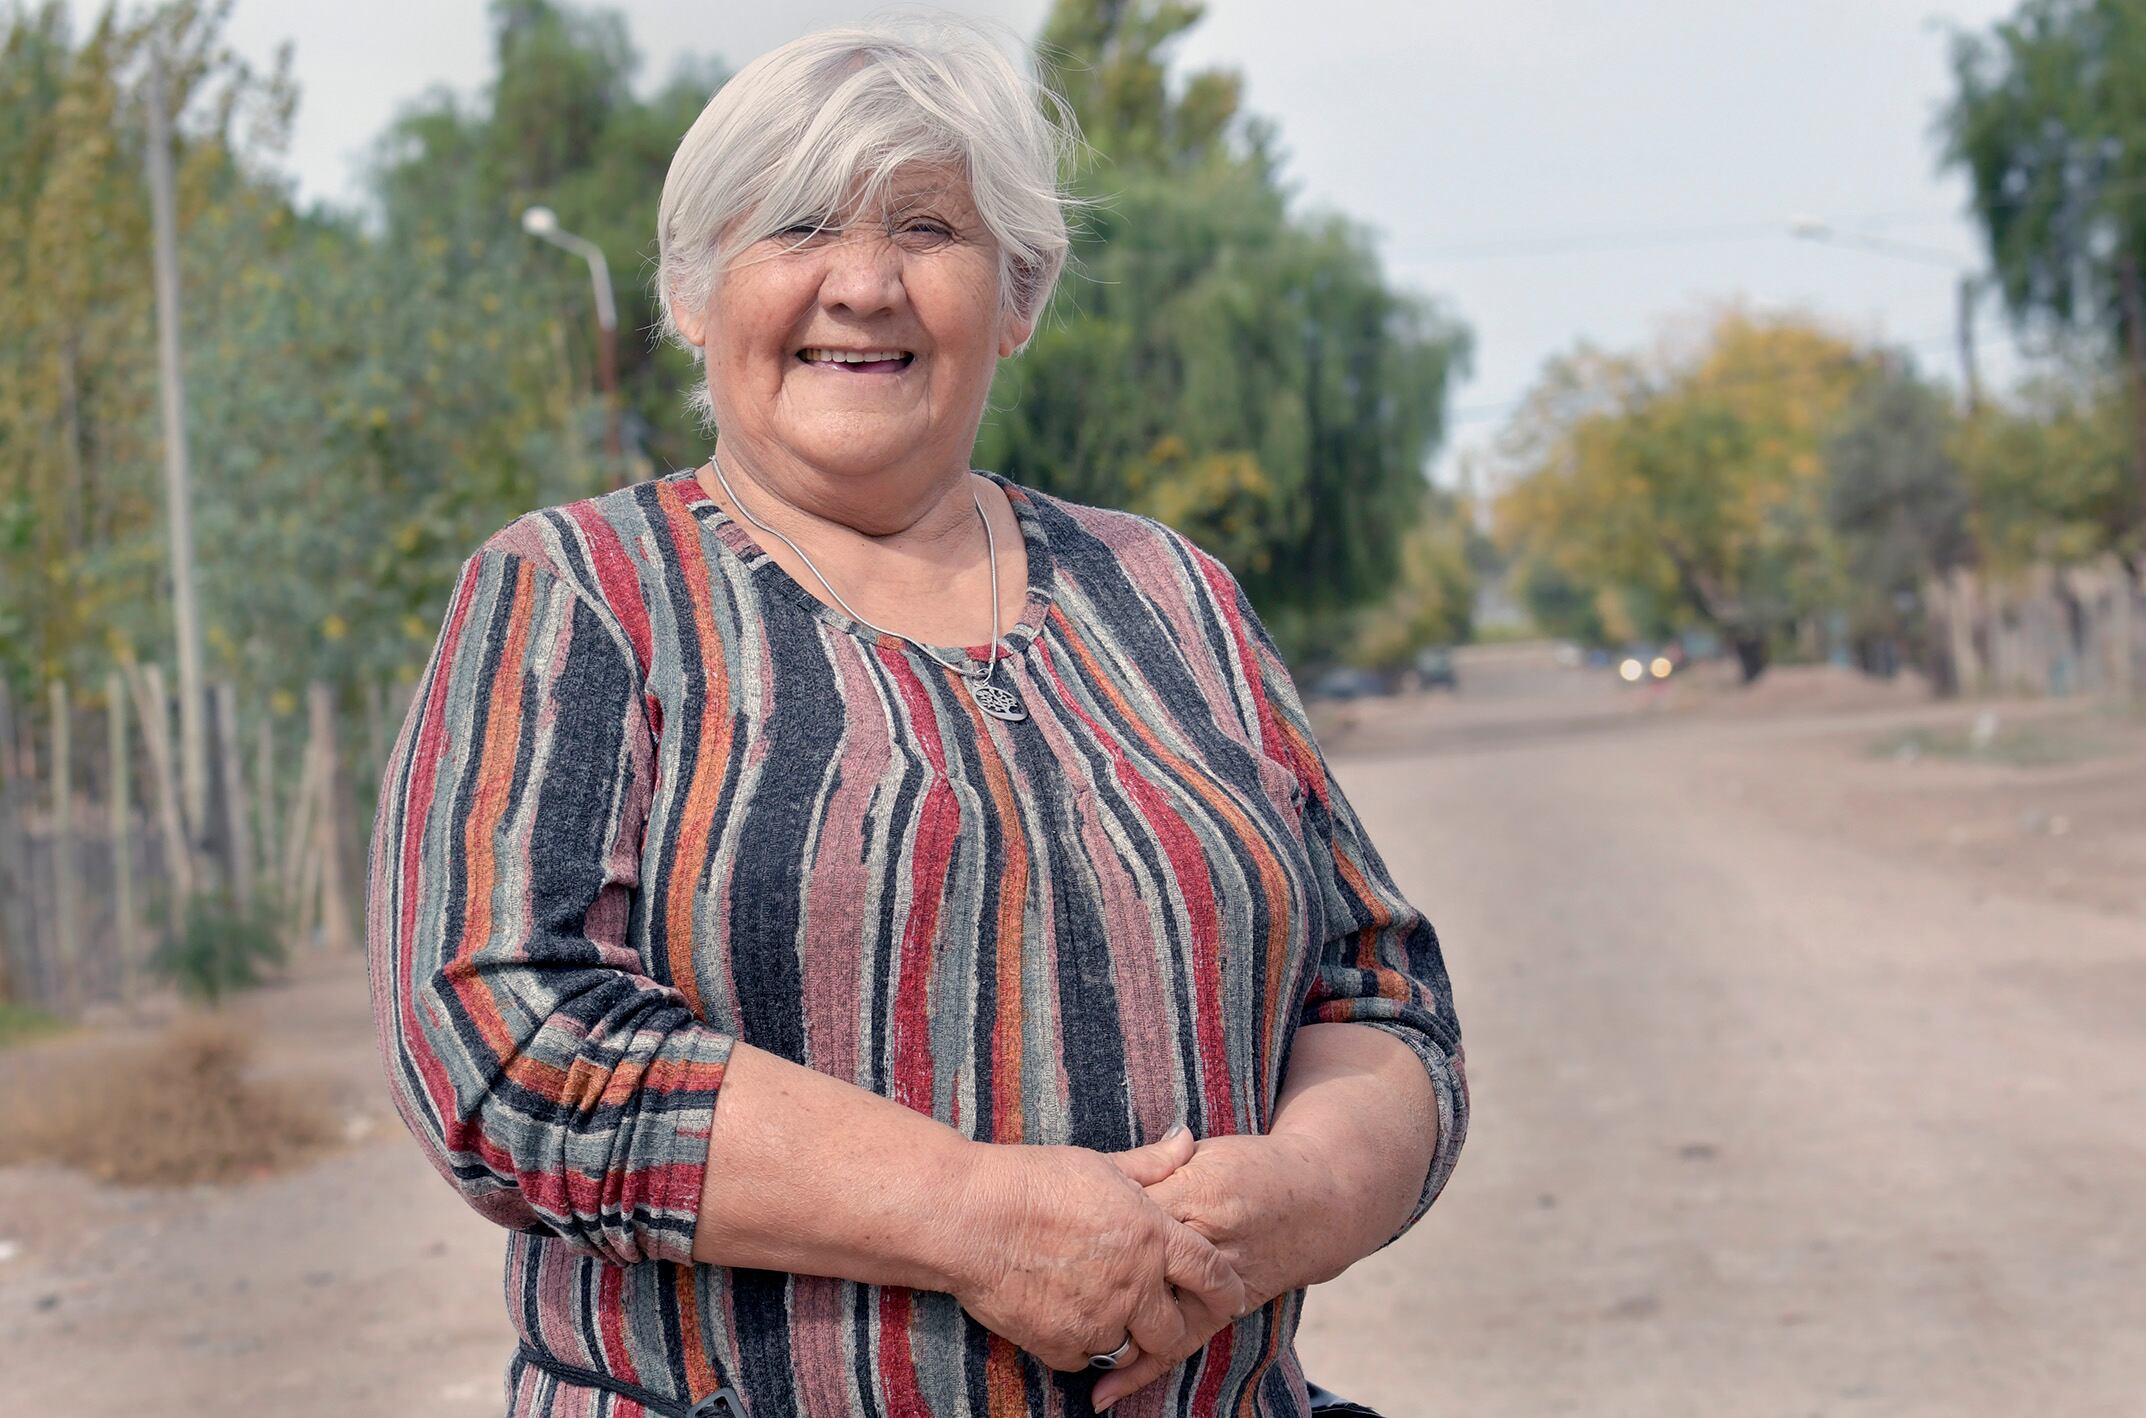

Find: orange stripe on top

[953,677,1032,1145]
[448,559,539,1072]
[659,492,733,1017]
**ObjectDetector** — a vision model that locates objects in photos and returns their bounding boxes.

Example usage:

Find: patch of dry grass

[1868,716,2122,768]
[0,1014,338,1186]
[0,1000,69,1050]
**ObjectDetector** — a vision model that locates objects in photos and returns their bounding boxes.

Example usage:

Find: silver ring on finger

[1088,1336,1135,1370]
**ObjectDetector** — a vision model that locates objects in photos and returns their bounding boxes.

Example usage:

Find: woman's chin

[775,423,940,476]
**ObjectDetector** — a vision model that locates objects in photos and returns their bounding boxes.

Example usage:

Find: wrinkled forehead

[810,158,978,221]
[873,161,975,209]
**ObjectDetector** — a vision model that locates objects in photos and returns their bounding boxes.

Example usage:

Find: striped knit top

[365,466,1467,1418]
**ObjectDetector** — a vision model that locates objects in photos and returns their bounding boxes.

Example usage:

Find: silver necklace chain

[708,454,1027,721]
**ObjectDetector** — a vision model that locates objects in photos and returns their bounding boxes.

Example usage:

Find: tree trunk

[308,683,354,954]
[49,680,79,1009]
[107,672,139,1006]
[1731,633,1768,684]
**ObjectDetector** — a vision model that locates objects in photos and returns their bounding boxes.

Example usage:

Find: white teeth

[801,348,909,364]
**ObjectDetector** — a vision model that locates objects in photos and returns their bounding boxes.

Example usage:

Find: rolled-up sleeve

[365,544,732,1269]
[1219,568,1469,1247]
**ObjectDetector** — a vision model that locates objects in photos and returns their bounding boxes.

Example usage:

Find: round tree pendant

[968,677,1026,722]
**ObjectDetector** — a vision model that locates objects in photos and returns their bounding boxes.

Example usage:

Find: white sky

[225,0,2026,484]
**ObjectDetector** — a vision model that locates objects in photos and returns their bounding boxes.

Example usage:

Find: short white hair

[654,11,1085,415]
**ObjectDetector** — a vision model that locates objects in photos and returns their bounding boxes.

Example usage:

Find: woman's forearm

[1265,1021,1440,1282]
[688,1041,979,1287]
[688,1043,1249,1376]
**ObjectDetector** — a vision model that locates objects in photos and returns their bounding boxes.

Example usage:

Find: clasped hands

[942,1125,1323,1411]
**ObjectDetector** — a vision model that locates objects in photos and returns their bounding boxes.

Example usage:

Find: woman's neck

[705,442,980,556]
[698,443,1027,647]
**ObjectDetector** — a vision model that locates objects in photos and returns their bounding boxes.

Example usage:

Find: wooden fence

[1930,555,2146,702]
[0,670,399,1014]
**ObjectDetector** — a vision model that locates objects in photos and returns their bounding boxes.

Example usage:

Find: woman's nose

[817,230,905,314]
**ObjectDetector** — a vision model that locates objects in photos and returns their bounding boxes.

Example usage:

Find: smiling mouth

[797,348,915,373]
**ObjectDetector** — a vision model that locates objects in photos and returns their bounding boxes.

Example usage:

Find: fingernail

[1095,1397,1117,1413]
[1163,1121,1187,1140]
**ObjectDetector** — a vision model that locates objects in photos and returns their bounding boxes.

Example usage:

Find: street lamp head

[521,205,559,237]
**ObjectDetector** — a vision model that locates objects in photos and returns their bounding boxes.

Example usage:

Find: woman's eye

[780,221,834,239]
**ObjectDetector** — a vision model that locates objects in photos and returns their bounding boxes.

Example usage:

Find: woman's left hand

[1090,1133,1328,1410]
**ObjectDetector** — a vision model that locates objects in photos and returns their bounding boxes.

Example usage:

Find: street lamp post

[1789,215,1984,412]
[521,206,625,473]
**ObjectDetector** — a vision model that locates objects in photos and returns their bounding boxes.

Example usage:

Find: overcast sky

[224,0,2025,483]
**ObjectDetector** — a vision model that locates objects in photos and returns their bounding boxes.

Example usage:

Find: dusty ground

[2,648,2140,1416]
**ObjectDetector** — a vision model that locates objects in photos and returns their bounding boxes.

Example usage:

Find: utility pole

[145,40,212,881]
[1956,273,1983,415]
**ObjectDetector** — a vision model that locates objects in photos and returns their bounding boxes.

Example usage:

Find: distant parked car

[1404,646,1459,692]
[1306,665,1388,702]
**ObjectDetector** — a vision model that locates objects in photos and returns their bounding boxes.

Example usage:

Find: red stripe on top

[394,554,487,1155]
[881,647,956,1115]
[568,500,655,680]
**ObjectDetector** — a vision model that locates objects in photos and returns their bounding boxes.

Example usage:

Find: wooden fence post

[107,671,138,1006]
[254,706,277,900]
[127,660,194,923]
[215,682,254,912]
[0,680,29,1001]
[2113,561,2138,705]
[308,682,354,954]
[50,680,80,1010]
[1946,567,1982,696]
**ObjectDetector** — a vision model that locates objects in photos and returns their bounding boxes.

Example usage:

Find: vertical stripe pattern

[366,469,1467,1418]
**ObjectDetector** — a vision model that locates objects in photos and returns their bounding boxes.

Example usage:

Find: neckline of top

[662,464,1059,665]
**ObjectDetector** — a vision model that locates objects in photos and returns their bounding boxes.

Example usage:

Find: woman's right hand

[937,1128,1250,1373]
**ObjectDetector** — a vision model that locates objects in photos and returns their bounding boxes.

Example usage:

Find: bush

[0,1014,335,1185]
[150,886,290,1004]
[0,1000,68,1050]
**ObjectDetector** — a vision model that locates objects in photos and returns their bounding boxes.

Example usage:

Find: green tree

[1822,360,1974,687]
[1956,362,2138,572]
[1496,309,1876,681]
[1941,0,2146,553]
[1510,558,1610,649]
[1346,482,1478,672]
[365,0,731,478]
[989,0,1472,661]
[0,0,600,704]
[0,0,297,690]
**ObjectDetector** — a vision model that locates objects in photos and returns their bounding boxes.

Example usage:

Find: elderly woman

[367,15,1465,1418]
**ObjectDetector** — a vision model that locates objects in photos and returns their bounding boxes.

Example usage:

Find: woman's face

[673,162,1035,487]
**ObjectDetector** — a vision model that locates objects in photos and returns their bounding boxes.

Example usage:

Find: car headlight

[1650,656,1672,679]
[1619,658,1643,682]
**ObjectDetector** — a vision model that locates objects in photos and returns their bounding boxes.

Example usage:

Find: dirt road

[3,650,2140,1416]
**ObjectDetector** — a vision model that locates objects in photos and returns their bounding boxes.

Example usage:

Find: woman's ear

[998,304,1038,359]
[670,297,708,349]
